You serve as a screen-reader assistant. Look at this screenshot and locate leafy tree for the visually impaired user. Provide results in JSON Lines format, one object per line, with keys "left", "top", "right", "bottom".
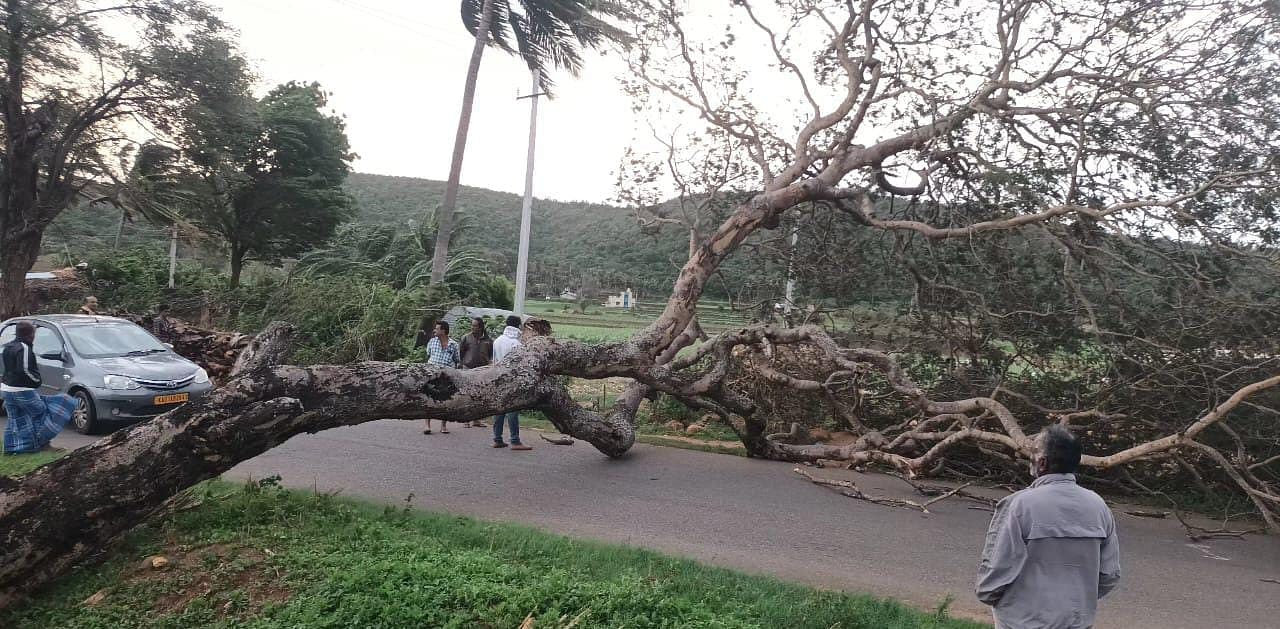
{"left": 296, "top": 208, "right": 514, "bottom": 308}
{"left": 429, "top": 0, "right": 633, "bottom": 285}
{"left": 0, "top": 0, "right": 236, "bottom": 317}
{"left": 178, "top": 81, "right": 355, "bottom": 287}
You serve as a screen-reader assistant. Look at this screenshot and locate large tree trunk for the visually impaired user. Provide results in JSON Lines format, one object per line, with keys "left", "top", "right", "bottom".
{"left": 430, "top": 0, "right": 495, "bottom": 285}
{"left": 1, "top": 0, "right": 40, "bottom": 320}
{"left": 0, "top": 324, "right": 636, "bottom": 607}
{"left": 0, "top": 233, "right": 39, "bottom": 318}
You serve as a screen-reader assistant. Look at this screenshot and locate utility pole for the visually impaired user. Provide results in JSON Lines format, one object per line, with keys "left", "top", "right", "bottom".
{"left": 167, "top": 225, "right": 178, "bottom": 289}
{"left": 783, "top": 223, "right": 798, "bottom": 314}
{"left": 513, "top": 68, "right": 543, "bottom": 316}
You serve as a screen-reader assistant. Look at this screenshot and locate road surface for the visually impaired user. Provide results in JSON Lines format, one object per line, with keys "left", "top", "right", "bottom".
{"left": 27, "top": 419, "right": 1280, "bottom": 627}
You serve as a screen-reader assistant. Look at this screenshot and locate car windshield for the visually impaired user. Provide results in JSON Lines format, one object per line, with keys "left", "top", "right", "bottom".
{"left": 63, "top": 323, "right": 168, "bottom": 359}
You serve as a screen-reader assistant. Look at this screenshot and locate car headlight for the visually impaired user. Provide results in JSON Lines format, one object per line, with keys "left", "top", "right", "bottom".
{"left": 193, "top": 368, "right": 210, "bottom": 384}
{"left": 103, "top": 374, "right": 141, "bottom": 390}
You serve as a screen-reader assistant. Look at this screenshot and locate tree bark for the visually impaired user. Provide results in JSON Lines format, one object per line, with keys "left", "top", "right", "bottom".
{"left": 228, "top": 247, "right": 244, "bottom": 289}
{"left": 0, "top": 324, "right": 635, "bottom": 607}
{"left": 430, "top": 0, "right": 495, "bottom": 285}
{"left": 0, "top": 233, "right": 39, "bottom": 318}
{"left": 1, "top": 0, "right": 40, "bottom": 320}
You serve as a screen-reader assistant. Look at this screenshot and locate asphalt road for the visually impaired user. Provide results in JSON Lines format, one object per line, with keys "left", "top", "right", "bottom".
{"left": 30, "top": 419, "right": 1280, "bottom": 628}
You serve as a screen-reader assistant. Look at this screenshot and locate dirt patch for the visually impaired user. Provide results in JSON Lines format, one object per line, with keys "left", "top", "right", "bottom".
{"left": 103, "top": 542, "right": 292, "bottom": 619}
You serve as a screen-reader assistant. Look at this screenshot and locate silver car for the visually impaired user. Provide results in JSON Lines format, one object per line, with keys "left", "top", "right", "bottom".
{"left": 0, "top": 315, "right": 213, "bottom": 434}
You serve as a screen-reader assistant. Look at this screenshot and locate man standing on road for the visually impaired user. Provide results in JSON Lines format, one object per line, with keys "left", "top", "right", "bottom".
{"left": 976, "top": 425, "right": 1121, "bottom": 628}
{"left": 458, "top": 317, "right": 493, "bottom": 428}
{"left": 459, "top": 317, "right": 493, "bottom": 369}
{"left": 491, "top": 315, "right": 531, "bottom": 451}
{"left": 423, "top": 320, "right": 460, "bottom": 436}
{"left": 3, "top": 322, "right": 75, "bottom": 454}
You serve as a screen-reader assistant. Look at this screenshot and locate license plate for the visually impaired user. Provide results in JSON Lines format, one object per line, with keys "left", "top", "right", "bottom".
{"left": 153, "top": 393, "right": 189, "bottom": 405}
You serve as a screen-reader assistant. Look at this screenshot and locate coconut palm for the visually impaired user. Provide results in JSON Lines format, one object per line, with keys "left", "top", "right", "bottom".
{"left": 428, "top": 0, "right": 633, "bottom": 286}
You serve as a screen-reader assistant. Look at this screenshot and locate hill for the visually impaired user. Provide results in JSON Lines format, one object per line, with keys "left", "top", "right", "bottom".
{"left": 40, "top": 173, "right": 771, "bottom": 298}
{"left": 344, "top": 173, "right": 694, "bottom": 296}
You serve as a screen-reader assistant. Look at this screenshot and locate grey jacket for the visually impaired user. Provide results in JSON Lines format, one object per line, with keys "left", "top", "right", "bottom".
{"left": 976, "top": 473, "right": 1121, "bottom": 629}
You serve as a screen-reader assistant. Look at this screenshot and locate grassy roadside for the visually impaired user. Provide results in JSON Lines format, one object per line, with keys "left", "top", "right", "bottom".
{"left": 0, "top": 450, "right": 65, "bottom": 478}
{"left": 1, "top": 479, "right": 986, "bottom": 629}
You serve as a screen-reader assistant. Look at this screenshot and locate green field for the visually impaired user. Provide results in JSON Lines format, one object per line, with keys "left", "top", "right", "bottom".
{"left": 0, "top": 479, "right": 984, "bottom": 629}
{"left": 526, "top": 298, "right": 751, "bottom": 343}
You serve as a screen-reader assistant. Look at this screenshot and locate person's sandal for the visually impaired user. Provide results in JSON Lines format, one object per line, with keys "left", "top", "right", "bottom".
{"left": 510, "top": 444, "right": 532, "bottom": 451}
{"left": 423, "top": 429, "right": 432, "bottom": 435}
{"left": 492, "top": 442, "right": 508, "bottom": 448}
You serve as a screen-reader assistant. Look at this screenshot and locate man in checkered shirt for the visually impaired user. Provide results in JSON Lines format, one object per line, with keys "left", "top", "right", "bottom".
{"left": 423, "top": 320, "right": 460, "bottom": 435}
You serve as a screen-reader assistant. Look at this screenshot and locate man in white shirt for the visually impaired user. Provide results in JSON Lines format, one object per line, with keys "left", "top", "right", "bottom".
{"left": 491, "top": 315, "right": 531, "bottom": 451}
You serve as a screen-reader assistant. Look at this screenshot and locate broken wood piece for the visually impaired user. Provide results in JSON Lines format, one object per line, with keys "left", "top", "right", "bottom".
{"left": 1124, "top": 510, "right": 1170, "bottom": 519}
{"left": 540, "top": 433, "right": 574, "bottom": 446}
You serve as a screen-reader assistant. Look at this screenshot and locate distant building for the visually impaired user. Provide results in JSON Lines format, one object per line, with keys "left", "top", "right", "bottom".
{"left": 605, "top": 288, "right": 635, "bottom": 309}
{"left": 559, "top": 288, "right": 578, "bottom": 301}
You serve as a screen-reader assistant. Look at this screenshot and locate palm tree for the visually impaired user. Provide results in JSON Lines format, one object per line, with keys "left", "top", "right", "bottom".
{"left": 429, "top": 0, "right": 632, "bottom": 285}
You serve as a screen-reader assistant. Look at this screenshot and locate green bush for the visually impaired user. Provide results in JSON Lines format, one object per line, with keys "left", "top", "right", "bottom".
{"left": 233, "top": 278, "right": 449, "bottom": 364}
{"left": 84, "top": 246, "right": 223, "bottom": 313}
{"left": 69, "top": 248, "right": 484, "bottom": 366}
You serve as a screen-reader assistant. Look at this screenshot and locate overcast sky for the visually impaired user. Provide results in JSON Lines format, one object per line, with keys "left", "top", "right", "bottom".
{"left": 208, "top": 0, "right": 637, "bottom": 204}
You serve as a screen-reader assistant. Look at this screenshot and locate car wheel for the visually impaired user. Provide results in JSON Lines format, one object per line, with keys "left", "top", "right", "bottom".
{"left": 71, "top": 389, "right": 98, "bottom": 435}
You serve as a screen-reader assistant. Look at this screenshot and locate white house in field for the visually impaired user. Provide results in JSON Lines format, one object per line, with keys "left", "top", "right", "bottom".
{"left": 605, "top": 288, "right": 635, "bottom": 309}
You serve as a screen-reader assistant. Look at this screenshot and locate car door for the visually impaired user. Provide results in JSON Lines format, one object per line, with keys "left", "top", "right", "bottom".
{"left": 32, "top": 324, "right": 72, "bottom": 395}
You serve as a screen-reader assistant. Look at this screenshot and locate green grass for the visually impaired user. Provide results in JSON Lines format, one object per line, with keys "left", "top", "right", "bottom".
{"left": 2, "top": 481, "right": 986, "bottom": 629}
{"left": 526, "top": 299, "right": 751, "bottom": 343}
{"left": 0, "top": 451, "right": 65, "bottom": 478}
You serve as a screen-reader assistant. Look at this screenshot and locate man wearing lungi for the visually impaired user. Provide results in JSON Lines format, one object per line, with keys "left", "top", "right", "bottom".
{"left": 3, "top": 321, "right": 75, "bottom": 454}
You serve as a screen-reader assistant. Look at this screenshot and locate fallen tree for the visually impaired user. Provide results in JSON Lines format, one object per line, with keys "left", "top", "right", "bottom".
{"left": 3, "top": 0, "right": 1280, "bottom": 608}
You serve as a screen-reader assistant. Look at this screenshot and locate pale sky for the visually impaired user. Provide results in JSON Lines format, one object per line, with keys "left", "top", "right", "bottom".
{"left": 209, "top": 0, "right": 637, "bottom": 204}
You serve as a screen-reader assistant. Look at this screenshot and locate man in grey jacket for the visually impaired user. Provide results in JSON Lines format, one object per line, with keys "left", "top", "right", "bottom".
{"left": 976, "top": 425, "right": 1121, "bottom": 628}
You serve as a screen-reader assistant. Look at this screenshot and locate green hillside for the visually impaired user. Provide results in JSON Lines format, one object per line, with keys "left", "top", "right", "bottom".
{"left": 344, "top": 173, "right": 694, "bottom": 295}
{"left": 41, "top": 173, "right": 775, "bottom": 298}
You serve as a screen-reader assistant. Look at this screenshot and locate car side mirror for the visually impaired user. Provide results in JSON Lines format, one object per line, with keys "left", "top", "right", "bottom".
{"left": 164, "top": 343, "right": 174, "bottom": 350}
{"left": 38, "top": 351, "right": 65, "bottom": 362}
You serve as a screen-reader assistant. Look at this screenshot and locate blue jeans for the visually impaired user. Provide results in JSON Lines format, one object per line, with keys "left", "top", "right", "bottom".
{"left": 493, "top": 411, "right": 521, "bottom": 445}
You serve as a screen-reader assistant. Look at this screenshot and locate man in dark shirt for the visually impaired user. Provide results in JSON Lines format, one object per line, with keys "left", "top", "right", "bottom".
{"left": 458, "top": 317, "right": 493, "bottom": 369}
{"left": 3, "top": 322, "right": 76, "bottom": 453}
{"left": 458, "top": 317, "right": 493, "bottom": 428}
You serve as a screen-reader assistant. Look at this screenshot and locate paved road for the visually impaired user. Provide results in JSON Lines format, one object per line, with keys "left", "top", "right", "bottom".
{"left": 32, "top": 419, "right": 1280, "bottom": 628}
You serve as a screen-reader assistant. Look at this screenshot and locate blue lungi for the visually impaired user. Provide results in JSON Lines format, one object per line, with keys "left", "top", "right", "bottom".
{"left": 3, "top": 389, "right": 76, "bottom": 454}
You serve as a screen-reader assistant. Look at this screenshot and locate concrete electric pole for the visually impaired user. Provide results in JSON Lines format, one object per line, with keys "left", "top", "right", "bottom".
{"left": 513, "top": 68, "right": 543, "bottom": 316}
{"left": 783, "top": 224, "right": 798, "bottom": 314}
